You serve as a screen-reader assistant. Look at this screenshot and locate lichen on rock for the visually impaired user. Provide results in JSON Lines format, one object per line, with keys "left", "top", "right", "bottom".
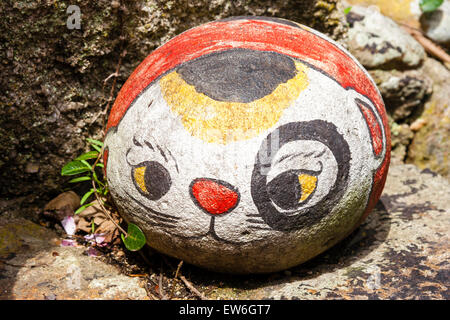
{"left": 406, "top": 58, "right": 450, "bottom": 178}
{"left": 345, "top": 5, "right": 425, "bottom": 69}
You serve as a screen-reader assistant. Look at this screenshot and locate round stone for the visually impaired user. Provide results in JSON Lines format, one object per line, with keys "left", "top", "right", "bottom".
{"left": 104, "top": 17, "right": 391, "bottom": 274}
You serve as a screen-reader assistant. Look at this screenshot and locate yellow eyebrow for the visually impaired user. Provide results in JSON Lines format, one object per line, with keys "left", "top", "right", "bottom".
{"left": 159, "top": 61, "right": 309, "bottom": 144}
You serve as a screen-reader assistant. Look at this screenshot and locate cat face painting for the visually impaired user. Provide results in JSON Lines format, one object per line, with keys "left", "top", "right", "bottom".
{"left": 104, "top": 17, "right": 391, "bottom": 273}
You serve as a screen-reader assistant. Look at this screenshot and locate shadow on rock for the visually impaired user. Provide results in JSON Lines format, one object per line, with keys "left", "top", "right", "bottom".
{"left": 173, "top": 200, "right": 391, "bottom": 295}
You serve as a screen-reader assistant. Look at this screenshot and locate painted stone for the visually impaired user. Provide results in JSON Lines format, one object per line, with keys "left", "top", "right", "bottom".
{"left": 104, "top": 17, "right": 391, "bottom": 274}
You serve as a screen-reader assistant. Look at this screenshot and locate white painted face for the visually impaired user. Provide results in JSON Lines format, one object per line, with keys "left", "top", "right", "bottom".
{"left": 104, "top": 55, "right": 387, "bottom": 247}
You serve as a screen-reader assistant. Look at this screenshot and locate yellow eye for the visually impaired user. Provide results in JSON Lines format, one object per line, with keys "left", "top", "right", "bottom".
{"left": 267, "top": 170, "right": 319, "bottom": 210}
{"left": 298, "top": 174, "right": 317, "bottom": 202}
{"left": 131, "top": 161, "right": 172, "bottom": 200}
{"left": 133, "top": 166, "right": 147, "bottom": 193}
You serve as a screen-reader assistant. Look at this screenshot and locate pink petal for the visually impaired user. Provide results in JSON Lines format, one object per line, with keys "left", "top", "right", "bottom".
{"left": 61, "top": 216, "right": 76, "bottom": 235}
{"left": 85, "top": 233, "right": 107, "bottom": 245}
{"left": 84, "top": 234, "right": 95, "bottom": 241}
{"left": 94, "top": 234, "right": 106, "bottom": 244}
{"left": 86, "top": 247, "right": 100, "bottom": 256}
{"left": 61, "top": 239, "right": 77, "bottom": 247}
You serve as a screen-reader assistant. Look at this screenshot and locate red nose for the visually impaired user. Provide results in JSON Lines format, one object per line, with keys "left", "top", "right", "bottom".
{"left": 190, "top": 178, "right": 240, "bottom": 215}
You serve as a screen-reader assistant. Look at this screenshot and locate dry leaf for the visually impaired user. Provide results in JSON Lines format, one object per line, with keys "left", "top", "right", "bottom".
{"left": 43, "top": 191, "right": 80, "bottom": 220}
{"left": 74, "top": 200, "right": 121, "bottom": 245}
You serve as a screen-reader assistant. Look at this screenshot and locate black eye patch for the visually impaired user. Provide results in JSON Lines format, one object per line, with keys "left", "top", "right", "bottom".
{"left": 176, "top": 48, "right": 297, "bottom": 103}
{"left": 131, "top": 161, "right": 171, "bottom": 201}
{"left": 251, "top": 120, "right": 351, "bottom": 231}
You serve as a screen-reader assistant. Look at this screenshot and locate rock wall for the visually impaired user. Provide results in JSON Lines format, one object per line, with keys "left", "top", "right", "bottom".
{"left": 0, "top": 0, "right": 346, "bottom": 213}
{"left": 343, "top": 3, "right": 449, "bottom": 177}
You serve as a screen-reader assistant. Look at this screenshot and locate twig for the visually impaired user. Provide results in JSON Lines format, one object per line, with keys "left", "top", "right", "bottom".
{"left": 91, "top": 179, "right": 127, "bottom": 236}
{"left": 169, "top": 260, "right": 184, "bottom": 298}
{"left": 175, "top": 260, "right": 183, "bottom": 279}
{"left": 101, "top": 49, "right": 127, "bottom": 135}
{"left": 169, "top": 260, "right": 206, "bottom": 300}
{"left": 144, "top": 277, "right": 160, "bottom": 300}
{"left": 103, "top": 72, "right": 119, "bottom": 84}
{"left": 0, "top": 259, "right": 47, "bottom": 268}
{"left": 127, "top": 273, "right": 147, "bottom": 277}
{"left": 400, "top": 23, "right": 450, "bottom": 64}
{"left": 158, "top": 262, "right": 168, "bottom": 300}
{"left": 179, "top": 275, "right": 207, "bottom": 300}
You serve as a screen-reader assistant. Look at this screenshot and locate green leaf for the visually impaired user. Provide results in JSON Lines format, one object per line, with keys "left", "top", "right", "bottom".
{"left": 344, "top": 6, "right": 352, "bottom": 14}
{"left": 121, "top": 223, "right": 146, "bottom": 251}
{"left": 92, "top": 171, "right": 103, "bottom": 187}
{"left": 61, "top": 160, "right": 92, "bottom": 176}
{"left": 420, "top": 0, "right": 443, "bottom": 12}
{"left": 69, "top": 176, "right": 91, "bottom": 183}
{"left": 75, "top": 151, "right": 99, "bottom": 161}
{"left": 96, "top": 163, "right": 104, "bottom": 168}
{"left": 75, "top": 202, "right": 95, "bottom": 214}
{"left": 86, "top": 138, "right": 104, "bottom": 147}
{"left": 80, "top": 159, "right": 93, "bottom": 170}
{"left": 91, "top": 144, "right": 102, "bottom": 153}
{"left": 80, "top": 189, "right": 95, "bottom": 205}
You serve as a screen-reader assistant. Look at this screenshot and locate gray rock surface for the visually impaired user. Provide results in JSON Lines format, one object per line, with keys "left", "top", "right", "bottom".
{"left": 388, "top": 120, "right": 415, "bottom": 164}
{"left": 406, "top": 57, "right": 450, "bottom": 179}
{"left": 0, "top": 217, "right": 147, "bottom": 299}
{"left": 369, "top": 68, "right": 432, "bottom": 121}
{"left": 1, "top": 164, "right": 448, "bottom": 299}
{"left": 343, "top": 4, "right": 449, "bottom": 178}
{"left": 367, "top": 66, "right": 432, "bottom": 164}
{"left": 420, "top": 0, "right": 450, "bottom": 47}
{"left": 346, "top": 5, "right": 425, "bottom": 69}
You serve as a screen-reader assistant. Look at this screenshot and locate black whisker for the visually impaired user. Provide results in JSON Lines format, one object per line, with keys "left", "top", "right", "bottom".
{"left": 149, "top": 215, "right": 180, "bottom": 224}
{"left": 313, "top": 148, "right": 326, "bottom": 158}
{"left": 156, "top": 144, "right": 168, "bottom": 163}
{"left": 133, "top": 136, "right": 142, "bottom": 147}
{"left": 123, "top": 190, "right": 180, "bottom": 220}
{"left": 274, "top": 148, "right": 326, "bottom": 166}
{"left": 123, "top": 204, "right": 179, "bottom": 224}
{"left": 151, "top": 223, "right": 177, "bottom": 229}
{"left": 276, "top": 153, "right": 295, "bottom": 164}
{"left": 165, "top": 147, "right": 179, "bottom": 173}
{"left": 246, "top": 219, "right": 266, "bottom": 224}
{"left": 247, "top": 226, "right": 272, "bottom": 231}
{"left": 144, "top": 139, "right": 155, "bottom": 151}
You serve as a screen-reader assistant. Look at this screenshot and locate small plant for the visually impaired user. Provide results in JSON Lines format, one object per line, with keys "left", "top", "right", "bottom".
{"left": 61, "top": 138, "right": 107, "bottom": 213}
{"left": 61, "top": 138, "right": 146, "bottom": 251}
{"left": 419, "top": 0, "right": 444, "bottom": 12}
{"left": 121, "top": 223, "right": 147, "bottom": 251}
